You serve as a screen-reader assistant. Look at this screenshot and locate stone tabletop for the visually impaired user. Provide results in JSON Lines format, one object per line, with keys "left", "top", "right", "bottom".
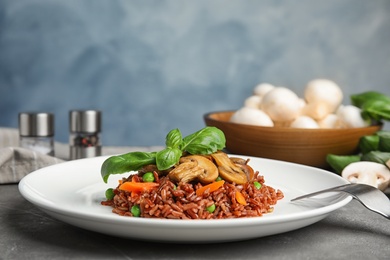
{"left": 1, "top": 183, "right": 389, "bottom": 260}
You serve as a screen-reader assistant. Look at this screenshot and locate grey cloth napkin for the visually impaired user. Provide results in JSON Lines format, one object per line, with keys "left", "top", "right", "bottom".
{"left": 0, "top": 147, "right": 64, "bottom": 184}
{"left": 0, "top": 127, "right": 164, "bottom": 184}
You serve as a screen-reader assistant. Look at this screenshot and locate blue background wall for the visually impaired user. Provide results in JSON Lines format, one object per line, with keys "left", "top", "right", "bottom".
{"left": 1, "top": 0, "right": 390, "bottom": 146}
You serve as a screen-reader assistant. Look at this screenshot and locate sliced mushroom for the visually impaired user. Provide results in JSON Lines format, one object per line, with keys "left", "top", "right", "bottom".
{"left": 167, "top": 155, "right": 218, "bottom": 184}
{"left": 211, "top": 152, "right": 254, "bottom": 184}
{"left": 230, "top": 157, "right": 255, "bottom": 181}
{"left": 341, "top": 161, "right": 390, "bottom": 191}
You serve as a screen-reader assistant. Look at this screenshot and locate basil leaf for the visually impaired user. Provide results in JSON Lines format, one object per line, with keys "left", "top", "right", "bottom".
{"left": 351, "top": 91, "right": 390, "bottom": 122}
{"left": 359, "top": 135, "right": 379, "bottom": 154}
{"left": 100, "top": 126, "right": 226, "bottom": 182}
{"left": 351, "top": 91, "right": 390, "bottom": 108}
{"left": 326, "top": 154, "right": 361, "bottom": 175}
{"left": 361, "top": 151, "right": 390, "bottom": 164}
{"left": 377, "top": 131, "right": 390, "bottom": 152}
{"left": 361, "top": 99, "right": 390, "bottom": 121}
{"left": 101, "top": 152, "right": 156, "bottom": 183}
{"left": 156, "top": 147, "right": 182, "bottom": 170}
{"left": 165, "top": 128, "right": 182, "bottom": 148}
{"left": 180, "top": 126, "right": 226, "bottom": 155}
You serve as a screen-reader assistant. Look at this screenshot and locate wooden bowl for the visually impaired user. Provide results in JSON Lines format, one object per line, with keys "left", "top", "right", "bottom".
{"left": 204, "top": 111, "right": 382, "bottom": 169}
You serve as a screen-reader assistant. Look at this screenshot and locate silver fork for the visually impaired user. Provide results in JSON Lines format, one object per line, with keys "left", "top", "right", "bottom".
{"left": 291, "top": 183, "right": 390, "bottom": 220}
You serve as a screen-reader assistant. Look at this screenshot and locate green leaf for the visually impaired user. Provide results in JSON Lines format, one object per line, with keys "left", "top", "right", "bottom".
{"left": 361, "top": 151, "right": 390, "bottom": 164}
{"left": 359, "top": 135, "right": 379, "bottom": 154}
{"left": 180, "top": 126, "right": 226, "bottom": 154}
{"left": 351, "top": 91, "right": 390, "bottom": 108}
{"left": 101, "top": 152, "right": 156, "bottom": 183}
{"left": 361, "top": 99, "right": 390, "bottom": 121}
{"left": 156, "top": 147, "right": 183, "bottom": 170}
{"left": 165, "top": 128, "right": 182, "bottom": 148}
{"left": 351, "top": 91, "right": 390, "bottom": 122}
{"left": 326, "top": 154, "right": 361, "bottom": 174}
{"left": 100, "top": 126, "right": 227, "bottom": 182}
{"left": 377, "top": 131, "right": 390, "bottom": 152}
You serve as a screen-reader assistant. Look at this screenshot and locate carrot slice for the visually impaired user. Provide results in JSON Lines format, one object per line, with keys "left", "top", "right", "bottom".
{"left": 235, "top": 190, "right": 247, "bottom": 206}
{"left": 119, "top": 181, "right": 159, "bottom": 193}
{"left": 196, "top": 180, "right": 225, "bottom": 196}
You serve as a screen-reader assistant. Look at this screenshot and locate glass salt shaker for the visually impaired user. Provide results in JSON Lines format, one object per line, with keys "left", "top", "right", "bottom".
{"left": 18, "top": 112, "right": 55, "bottom": 156}
{"left": 69, "top": 110, "right": 102, "bottom": 160}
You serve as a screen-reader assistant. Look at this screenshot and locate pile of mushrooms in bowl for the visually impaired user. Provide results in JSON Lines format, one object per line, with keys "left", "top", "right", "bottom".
{"left": 231, "top": 79, "right": 369, "bottom": 129}
{"left": 204, "top": 79, "right": 390, "bottom": 190}
{"left": 204, "top": 79, "right": 389, "bottom": 190}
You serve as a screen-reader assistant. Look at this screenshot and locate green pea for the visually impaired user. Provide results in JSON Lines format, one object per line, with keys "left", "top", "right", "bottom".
{"left": 131, "top": 205, "right": 141, "bottom": 217}
{"left": 105, "top": 188, "right": 115, "bottom": 200}
{"left": 254, "top": 181, "right": 262, "bottom": 190}
{"left": 142, "top": 172, "right": 155, "bottom": 182}
{"left": 206, "top": 204, "right": 216, "bottom": 213}
{"left": 215, "top": 176, "right": 223, "bottom": 181}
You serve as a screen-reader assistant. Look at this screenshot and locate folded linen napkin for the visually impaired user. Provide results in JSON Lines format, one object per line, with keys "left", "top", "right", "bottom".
{"left": 0, "top": 147, "right": 64, "bottom": 184}
{"left": 0, "top": 127, "right": 164, "bottom": 184}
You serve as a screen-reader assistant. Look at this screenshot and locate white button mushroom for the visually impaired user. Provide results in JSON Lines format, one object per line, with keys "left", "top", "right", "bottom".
{"left": 290, "top": 116, "right": 320, "bottom": 129}
{"left": 304, "top": 79, "right": 343, "bottom": 117}
{"left": 253, "top": 83, "right": 275, "bottom": 97}
{"left": 336, "top": 105, "right": 370, "bottom": 128}
{"left": 341, "top": 161, "right": 390, "bottom": 191}
{"left": 298, "top": 98, "right": 306, "bottom": 111}
{"left": 230, "top": 107, "right": 274, "bottom": 127}
{"left": 317, "top": 114, "right": 342, "bottom": 129}
{"left": 244, "top": 95, "right": 262, "bottom": 109}
{"left": 302, "top": 101, "right": 333, "bottom": 121}
{"left": 260, "top": 87, "right": 302, "bottom": 124}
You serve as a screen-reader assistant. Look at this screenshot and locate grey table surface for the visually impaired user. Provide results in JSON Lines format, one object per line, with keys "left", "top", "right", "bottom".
{"left": 1, "top": 183, "right": 390, "bottom": 260}
{"left": 0, "top": 132, "right": 389, "bottom": 259}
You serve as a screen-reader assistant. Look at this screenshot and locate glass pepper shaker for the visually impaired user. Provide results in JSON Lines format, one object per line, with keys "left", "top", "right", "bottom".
{"left": 69, "top": 110, "right": 102, "bottom": 160}
{"left": 18, "top": 112, "right": 55, "bottom": 156}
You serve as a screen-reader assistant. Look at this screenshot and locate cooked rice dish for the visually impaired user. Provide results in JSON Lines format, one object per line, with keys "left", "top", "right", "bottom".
{"left": 101, "top": 151, "right": 284, "bottom": 219}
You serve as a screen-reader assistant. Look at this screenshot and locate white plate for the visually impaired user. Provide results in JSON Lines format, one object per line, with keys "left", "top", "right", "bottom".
{"left": 18, "top": 155, "right": 351, "bottom": 243}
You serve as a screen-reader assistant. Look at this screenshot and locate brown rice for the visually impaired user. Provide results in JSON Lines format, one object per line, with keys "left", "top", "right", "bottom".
{"left": 101, "top": 171, "right": 284, "bottom": 219}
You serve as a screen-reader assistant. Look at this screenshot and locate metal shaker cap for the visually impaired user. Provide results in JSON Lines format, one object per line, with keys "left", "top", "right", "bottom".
{"left": 69, "top": 110, "right": 101, "bottom": 133}
{"left": 19, "top": 112, "right": 55, "bottom": 137}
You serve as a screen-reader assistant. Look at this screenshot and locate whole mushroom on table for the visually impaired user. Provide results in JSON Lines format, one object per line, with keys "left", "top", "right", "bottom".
{"left": 341, "top": 161, "right": 390, "bottom": 191}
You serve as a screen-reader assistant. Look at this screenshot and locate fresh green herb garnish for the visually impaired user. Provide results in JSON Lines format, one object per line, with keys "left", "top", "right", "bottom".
{"left": 326, "top": 91, "right": 390, "bottom": 173}
{"left": 351, "top": 91, "right": 390, "bottom": 122}
{"left": 101, "top": 127, "right": 226, "bottom": 183}
{"left": 327, "top": 130, "right": 390, "bottom": 173}
{"left": 326, "top": 154, "right": 361, "bottom": 174}
{"left": 101, "top": 151, "right": 157, "bottom": 183}
{"left": 361, "top": 151, "right": 390, "bottom": 165}
{"left": 377, "top": 131, "right": 390, "bottom": 152}
{"left": 359, "top": 135, "right": 379, "bottom": 154}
